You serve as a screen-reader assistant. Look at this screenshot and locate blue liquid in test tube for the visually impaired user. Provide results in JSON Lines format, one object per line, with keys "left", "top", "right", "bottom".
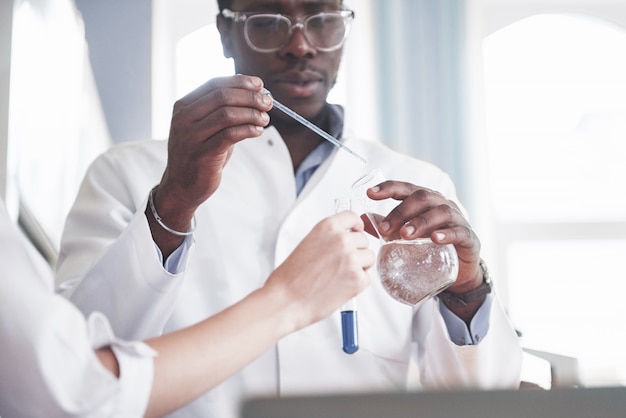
{"left": 341, "top": 308, "right": 359, "bottom": 354}
{"left": 340, "top": 295, "right": 359, "bottom": 354}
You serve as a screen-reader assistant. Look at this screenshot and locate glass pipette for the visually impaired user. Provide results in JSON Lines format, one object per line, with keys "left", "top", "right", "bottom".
{"left": 261, "top": 88, "right": 367, "bottom": 164}
{"left": 335, "top": 197, "right": 360, "bottom": 355}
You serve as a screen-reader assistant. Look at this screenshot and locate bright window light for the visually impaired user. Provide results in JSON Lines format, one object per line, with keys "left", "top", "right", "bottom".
{"left": 484, "top": 14, "right": 626, "bottom": 224}
{"left": 175, "top": 25, "right": 233, "bottom": 99}
{"left": 483, "top": 14, "right": 626, "bottom": 387}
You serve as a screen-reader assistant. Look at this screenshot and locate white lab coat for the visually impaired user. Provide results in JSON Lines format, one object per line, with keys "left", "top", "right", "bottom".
{"left": 57, "top": 127, "right": 522, "bottom": 418}
{"left": 0, "top": 200, "right": 155, "bottom": 418}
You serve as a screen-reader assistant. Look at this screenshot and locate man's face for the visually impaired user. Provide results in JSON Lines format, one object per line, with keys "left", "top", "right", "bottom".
{"left": 218, "top": 0, "right": 345, "bottom": 119}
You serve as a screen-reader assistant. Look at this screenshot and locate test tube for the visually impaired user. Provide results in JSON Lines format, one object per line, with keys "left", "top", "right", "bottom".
{"left": 335, "top": 197, "right": 359, "bottom": 355}
{"left": 340, "top": 298, "right": 359, "bottom": 354}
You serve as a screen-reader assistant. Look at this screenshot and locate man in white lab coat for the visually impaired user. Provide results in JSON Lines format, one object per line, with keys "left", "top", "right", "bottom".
{"left": 56, "top": 0, "right": 523, "bottom": 417}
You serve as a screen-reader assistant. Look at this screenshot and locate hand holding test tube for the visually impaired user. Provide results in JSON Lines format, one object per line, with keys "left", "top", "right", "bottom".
{"left": 335, "top": 197, "right": 359, "bottom": 355}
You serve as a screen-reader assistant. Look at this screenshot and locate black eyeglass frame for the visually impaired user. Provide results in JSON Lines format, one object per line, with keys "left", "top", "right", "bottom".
{"left": 221, "top": 8, "right": 355, "bottom": 53}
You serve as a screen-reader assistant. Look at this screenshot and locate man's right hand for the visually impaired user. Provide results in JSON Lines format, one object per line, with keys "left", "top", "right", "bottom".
{"left": 147, "top": 75, "right": 272, "bottom": 255}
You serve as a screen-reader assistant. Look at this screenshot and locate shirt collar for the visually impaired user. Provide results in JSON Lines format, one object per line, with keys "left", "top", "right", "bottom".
{"left": 291, "top": 103, "right": 345, "bottom": 195}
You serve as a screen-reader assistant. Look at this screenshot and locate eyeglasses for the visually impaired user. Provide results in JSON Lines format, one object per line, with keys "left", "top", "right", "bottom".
{"left": 221, "top": 8, "right": 355, "bottom": 53}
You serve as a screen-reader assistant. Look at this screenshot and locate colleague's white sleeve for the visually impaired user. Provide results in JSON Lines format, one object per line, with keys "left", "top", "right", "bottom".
{"left": 0, "top": 201, "right": 156, "bottom": 418}
{"left": 89, "top": 312, "right": 157, "bottom": 417}
{"left": 0, "top": 295, "right": 156, "bottom": 418}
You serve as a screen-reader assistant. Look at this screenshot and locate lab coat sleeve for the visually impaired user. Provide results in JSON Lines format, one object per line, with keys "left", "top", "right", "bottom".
{"left": 56, "top": 148, "right": 191, "bottom": 340}
{"left": 413, "top": 295, "right": 523, "bottom": 389}
{"left": 0, "top": 201, "right": 155, "bottom": 418}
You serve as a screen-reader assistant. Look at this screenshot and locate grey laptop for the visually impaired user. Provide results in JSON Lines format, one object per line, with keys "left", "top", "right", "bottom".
{"left": 240, "top": 386, "right": 626, "bottom": 418}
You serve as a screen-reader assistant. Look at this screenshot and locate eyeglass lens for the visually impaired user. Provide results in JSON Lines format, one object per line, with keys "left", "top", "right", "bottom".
{"left": 245, "top": 13, "right": 349, "bottom": 51}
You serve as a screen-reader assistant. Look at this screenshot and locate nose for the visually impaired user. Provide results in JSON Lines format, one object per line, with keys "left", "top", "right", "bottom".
{"left": 278, "top": 23, "right": 317, "bottom": 58}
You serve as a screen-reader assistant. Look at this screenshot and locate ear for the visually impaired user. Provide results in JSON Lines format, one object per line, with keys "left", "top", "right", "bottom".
{"left": 216, "top": 14, "right": 234, "bottom": 59}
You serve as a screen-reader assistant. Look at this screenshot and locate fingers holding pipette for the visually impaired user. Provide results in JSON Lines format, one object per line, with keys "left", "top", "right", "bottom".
{"left": 148, "top": 75, "right": 272, "bottom": 256}
{"left": 163, "top": 75, "right": 272, "bottom": 203}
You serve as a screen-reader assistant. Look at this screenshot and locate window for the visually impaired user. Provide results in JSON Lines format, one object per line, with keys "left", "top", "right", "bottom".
{"left": 7, "top": 0, "right": 110, "bottom": 255}
{"left": 175, "top": 25, "right": 233, "bottom": 99}
{"left": 483, "top": 13, "right": 626, "bottom": 386}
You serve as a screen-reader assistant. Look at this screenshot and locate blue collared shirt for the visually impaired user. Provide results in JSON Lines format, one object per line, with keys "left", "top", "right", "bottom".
{"left": 294, "top": 104, "right": 342, "bottom": 194}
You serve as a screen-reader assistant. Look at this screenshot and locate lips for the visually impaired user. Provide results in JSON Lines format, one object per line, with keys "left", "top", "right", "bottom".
{"left": 272, "top": 71, "right": 324, "bottom": 98}
{"left": 276, "top": 70, "right": 323, "bottom": 84}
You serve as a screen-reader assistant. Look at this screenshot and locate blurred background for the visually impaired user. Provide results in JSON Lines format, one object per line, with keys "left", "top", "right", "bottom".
{"left": 2, "top": 0, "right": 625, "bottom": 389}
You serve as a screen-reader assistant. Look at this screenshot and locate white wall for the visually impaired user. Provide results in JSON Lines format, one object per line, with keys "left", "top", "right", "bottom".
{"left": 0, "top": 0, "right": 13, "bottom": 210}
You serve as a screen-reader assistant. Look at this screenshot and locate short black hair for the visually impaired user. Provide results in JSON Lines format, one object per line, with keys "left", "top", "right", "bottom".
{"left": 217, "top": 0, "right": 344, "bottom": 12}
{"left": 217, "top": 0, "right": 231, "bottom": 12}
